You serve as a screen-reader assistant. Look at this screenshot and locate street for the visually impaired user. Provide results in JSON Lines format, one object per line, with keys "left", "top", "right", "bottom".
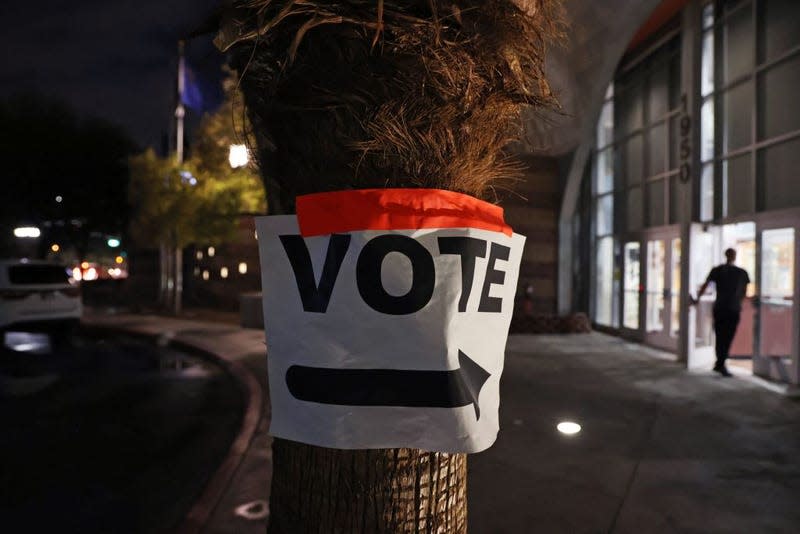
{"left": 0, "top": 331, "right": 243, "bottom": 533}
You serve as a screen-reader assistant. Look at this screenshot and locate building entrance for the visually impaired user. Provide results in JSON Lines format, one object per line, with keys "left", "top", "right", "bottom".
{"left": 689, "top": 216, "right": 799, "bottom": 386}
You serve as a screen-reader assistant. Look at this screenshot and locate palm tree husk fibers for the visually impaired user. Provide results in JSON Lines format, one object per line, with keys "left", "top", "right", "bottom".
{"left": 217, "top": 0, "right": 564, "bottom": 213}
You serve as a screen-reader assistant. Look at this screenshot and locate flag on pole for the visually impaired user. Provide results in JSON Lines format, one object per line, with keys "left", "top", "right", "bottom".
{"left": 181, "top": 63, "right": 206, "bottom": 111}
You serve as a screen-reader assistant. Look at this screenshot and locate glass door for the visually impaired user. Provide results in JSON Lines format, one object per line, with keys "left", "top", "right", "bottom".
{"left": 644, "top": 228, "right": 681, "bottom": 351}
{"left": 646, "top": 239, "right": 666, "bottom": 335}
{"left": 754, "top": 226, "right": 797, "bottom": 384}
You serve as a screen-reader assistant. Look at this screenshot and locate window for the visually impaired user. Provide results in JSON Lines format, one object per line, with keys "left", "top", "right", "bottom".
{"left": 593, "top": 84, "right": 617, "bottom": 326}
{"left": 8, "top": 265, "right": 69, "bottom": 285}
{"left": 722, "top": 7, "right": 753, "bottom": 83}
{"left": 758, "top": 55, "right": 800, "bottom": 140}
{"left": 723, "top": 154, "right": 755, "bottom": 216}
{"left": 596, "top": 149, "right": 614, "bottom": 194}
{"left": 647, "top": 180, "right": 666, "bottom": 227}
{"left": 649, "top": 123, "right": 668, "bottom": 175}
{"left": 627, "top": 187, "right": 643, "bottom": 232}
{"left": 700, "top": 99, "right": 715, "bottom": 162}
{"left": 701, "top": 31, "right": 715, "bottom": 97}
{"left": 703, "top": 0, "right": 800, "bottom": 218}
{"left": 596, "top": 194, "right": 614, "bottom": 236}
{"left": 721, "top": 81, "right": 753, "bottom": 152}
{"left": 761, "top": 137, "right": 800, "bottom": 210}
{"left": 623, "top": 242, "right": 641, "bottom": 329}
{"left": 759, "top": 0, "right": 800, "bottom": 63}
{"left": 597, "top": 101, "right": 614, "bottom": 149}
{"left": 700, "top": 163, "right": 715, "bottom": 221}
{"left": 617, "top": 80, "right": 644, "bottom": 135}
{"left": 648, "top": 65, "right": 670, "bottom": 120}
{"left": 595, "top": 237, "right": 616, "bottom": 326}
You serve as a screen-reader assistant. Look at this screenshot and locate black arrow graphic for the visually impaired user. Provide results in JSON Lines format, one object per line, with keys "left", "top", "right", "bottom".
{"left": 285, "top": 350, "right": 491, "bottom": 419}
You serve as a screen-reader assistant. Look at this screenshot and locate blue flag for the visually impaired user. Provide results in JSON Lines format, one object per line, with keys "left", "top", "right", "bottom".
{"left": 181, "top": 63, "right": 206, "bottom": 111}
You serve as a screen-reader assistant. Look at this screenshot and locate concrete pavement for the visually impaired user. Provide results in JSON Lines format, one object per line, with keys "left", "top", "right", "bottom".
{"left": 470, "top": 333, "right": 800, "bottom": 533}
{"left": 86, "top": 315, "right": 800, "bottom": 533}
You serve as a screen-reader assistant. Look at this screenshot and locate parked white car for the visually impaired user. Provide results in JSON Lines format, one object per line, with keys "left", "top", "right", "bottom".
{"left": 0, "top": 260, "right": 82, "bottom": 343}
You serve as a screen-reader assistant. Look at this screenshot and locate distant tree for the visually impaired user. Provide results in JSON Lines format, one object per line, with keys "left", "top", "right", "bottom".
{"left": 128, "top": 148, "right": 264, "bottom": 249}
{"left": 128, "top": 77, "right": 265, "bottom": 312}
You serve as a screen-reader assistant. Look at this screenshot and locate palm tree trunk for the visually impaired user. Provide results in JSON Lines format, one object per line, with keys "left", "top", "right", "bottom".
{"left": 218, "top": 2, "right": 561, "bottom": 531}
{"left": 268, "top": 441, "right": 466, "bottom": 534}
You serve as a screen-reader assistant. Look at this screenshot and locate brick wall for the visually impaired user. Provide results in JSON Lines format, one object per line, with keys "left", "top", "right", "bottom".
{"left": 500, "top": 156, "right": 561, "bottom": 314}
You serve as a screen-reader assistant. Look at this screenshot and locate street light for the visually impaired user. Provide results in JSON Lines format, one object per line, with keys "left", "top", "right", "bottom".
{"left": 107, "top": 237, "right": 121, "bottom": 248}
{"left": 229, "top": 144, "right": 249, "bottom": 168}
{"left": 14, "top": 227, "right": 41, "bottom": 238}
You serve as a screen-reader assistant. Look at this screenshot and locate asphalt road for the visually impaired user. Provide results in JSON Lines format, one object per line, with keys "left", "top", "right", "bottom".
{"left": 0, "top": 330, "right": 243, "bottom": 533}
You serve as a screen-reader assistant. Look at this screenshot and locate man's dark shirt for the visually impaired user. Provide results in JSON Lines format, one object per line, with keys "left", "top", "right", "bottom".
{"left": 707, "top": 264, "right": 750, "bottom": 312}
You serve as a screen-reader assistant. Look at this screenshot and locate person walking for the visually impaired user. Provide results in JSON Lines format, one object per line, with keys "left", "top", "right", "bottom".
{"left": 690, "top": 248, "right": 751, "bottom": 377}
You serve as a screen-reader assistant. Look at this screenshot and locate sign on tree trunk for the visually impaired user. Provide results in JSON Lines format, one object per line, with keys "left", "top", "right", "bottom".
{"left": 257, "top": 189, "right": 524, "bottom": 453}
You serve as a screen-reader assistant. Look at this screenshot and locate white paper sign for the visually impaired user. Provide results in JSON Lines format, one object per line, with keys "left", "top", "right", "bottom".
{"left": 256, "top": 216, "right": 525, "bottom": 453}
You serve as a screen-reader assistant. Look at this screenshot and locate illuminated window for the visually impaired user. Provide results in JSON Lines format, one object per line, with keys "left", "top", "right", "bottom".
{"left": 196, "top": 250, "right": 203, "bottom": 260}
{"left": 202, "top": 270, "right": 210, "bottom": 281}
{"left": 208, "top": 246, "right": 216, "bottom": 257}
{"left": 595, "top": 237, "right": 614, "bottom": 326}
{"left": 238, "top": 262, "right": 248, "bottom": 275}
{"left": 220, "top": 267, "right": 229, "bottom": 279}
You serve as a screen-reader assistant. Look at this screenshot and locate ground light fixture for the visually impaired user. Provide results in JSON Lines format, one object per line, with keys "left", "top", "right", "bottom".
{"left": 557, "top": 421, "right": 582, "bottom": 435}
{"left": 14, "top": 227, "right": 41, "bottom": 238}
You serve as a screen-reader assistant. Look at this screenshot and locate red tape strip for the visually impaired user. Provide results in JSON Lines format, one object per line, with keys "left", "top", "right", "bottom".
{"left": 296, "top": 189, "right": 512, "bottom": 237}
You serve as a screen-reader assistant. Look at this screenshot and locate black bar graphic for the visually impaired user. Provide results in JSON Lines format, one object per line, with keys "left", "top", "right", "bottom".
{"left": 286, "top": 350, "right": 491, "bottom": 419}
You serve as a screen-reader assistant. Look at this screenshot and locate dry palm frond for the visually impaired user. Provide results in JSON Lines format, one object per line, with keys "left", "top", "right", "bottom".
{"left": 217, "top": 0, "right": 565, "bottom": 212}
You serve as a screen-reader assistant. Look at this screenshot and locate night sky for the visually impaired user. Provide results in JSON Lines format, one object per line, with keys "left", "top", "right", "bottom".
{"left": 0, "top": 0, "right": 224, "bottom": 151}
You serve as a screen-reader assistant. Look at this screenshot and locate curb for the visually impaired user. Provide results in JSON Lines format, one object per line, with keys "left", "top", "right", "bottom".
{"left": 81, "top": 322, "right": 264, "bottom": 534}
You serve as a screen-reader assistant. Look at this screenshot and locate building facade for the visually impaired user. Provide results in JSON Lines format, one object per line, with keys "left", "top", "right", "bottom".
{"left": 565, "top": 0, "right": 800, "bottom": 386}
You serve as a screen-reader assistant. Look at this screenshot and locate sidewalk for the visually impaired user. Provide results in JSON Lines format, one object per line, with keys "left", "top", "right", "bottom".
{"left": 85, "top": 314, "right": 800, "bottom": 533}
{"left": 470, "top": 333, "right": 800, "bottom": 533}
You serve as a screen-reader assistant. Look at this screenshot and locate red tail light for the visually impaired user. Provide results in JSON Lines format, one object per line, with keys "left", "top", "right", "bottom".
{"left": 0, "top": 290, "right": 33, "bottom": 300}
{"left": 59, "top": 287, "right": 82, "bottom": 298}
